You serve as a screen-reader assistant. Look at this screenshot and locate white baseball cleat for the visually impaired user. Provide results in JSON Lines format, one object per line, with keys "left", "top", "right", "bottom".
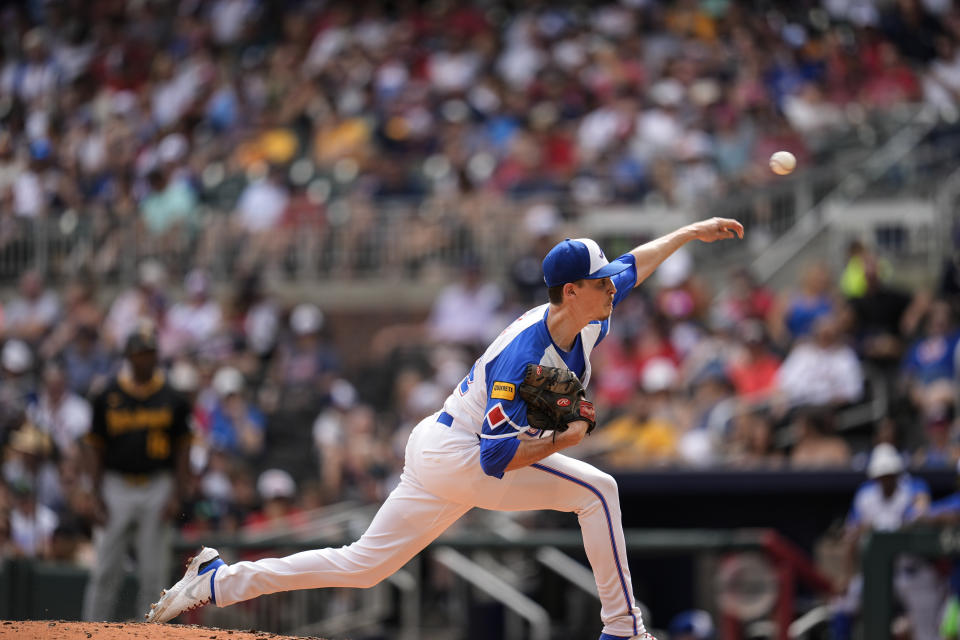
{"left": 145, "top": 546, "right": 225, "bottom": 623}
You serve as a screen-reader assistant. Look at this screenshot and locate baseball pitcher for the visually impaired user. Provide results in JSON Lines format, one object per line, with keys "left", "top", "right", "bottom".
{"left": 147, "top": 218, "right": 743, "bottom": 640}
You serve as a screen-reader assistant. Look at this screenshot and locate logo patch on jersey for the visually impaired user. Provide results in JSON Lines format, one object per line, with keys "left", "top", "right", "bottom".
{"left": 486, "top": 404, "right": 508, "bottom": 428}
{"left": 491, "top": 381, "right": 516, "bottom": 401}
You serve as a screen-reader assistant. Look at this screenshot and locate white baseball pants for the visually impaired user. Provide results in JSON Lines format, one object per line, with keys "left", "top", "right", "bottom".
{"left": 214, "top": 414, "right": 645, "bottom": 638}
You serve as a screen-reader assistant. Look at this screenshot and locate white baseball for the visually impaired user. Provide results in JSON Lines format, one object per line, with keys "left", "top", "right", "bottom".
{"left": 769, "top": 150, "right": 796, "bottom": 176}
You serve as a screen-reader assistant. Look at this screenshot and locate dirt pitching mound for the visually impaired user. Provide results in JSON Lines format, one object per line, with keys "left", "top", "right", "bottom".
{"left": 0, "top": 621, "right": 329, "bottom": 640}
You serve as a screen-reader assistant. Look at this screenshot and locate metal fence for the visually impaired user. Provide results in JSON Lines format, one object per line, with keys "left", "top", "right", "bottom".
{"left": 0, "top": 173, "right": 843, "bottom": 295}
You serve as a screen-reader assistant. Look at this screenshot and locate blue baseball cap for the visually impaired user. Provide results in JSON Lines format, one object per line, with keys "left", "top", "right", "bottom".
{"left": 542, "top": 238, "right": 629, "bottom": 287}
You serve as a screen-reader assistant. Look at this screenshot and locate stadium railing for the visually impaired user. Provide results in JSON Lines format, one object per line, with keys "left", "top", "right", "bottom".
{"left": 0, "top": 527, "right": 834, "bottom": 640}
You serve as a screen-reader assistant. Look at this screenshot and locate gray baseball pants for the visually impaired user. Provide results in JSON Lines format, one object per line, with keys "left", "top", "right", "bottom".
{"left": 82, "top": 471, "right": 173, "bottom": 621}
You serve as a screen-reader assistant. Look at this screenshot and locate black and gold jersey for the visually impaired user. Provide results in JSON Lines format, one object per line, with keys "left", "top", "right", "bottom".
{"left": 88, "top": 370, "right": 191, "bottom": 474}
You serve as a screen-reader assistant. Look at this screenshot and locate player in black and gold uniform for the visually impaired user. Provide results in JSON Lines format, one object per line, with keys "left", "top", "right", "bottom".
{"left": 82, "top": 322, "right": 192, "bottom": 621}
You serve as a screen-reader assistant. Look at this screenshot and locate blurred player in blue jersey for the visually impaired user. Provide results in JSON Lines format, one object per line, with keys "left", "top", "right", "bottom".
{"left": 147, "top": 217, "right": 744, "bottom": 640}
{"left": 831, "top": 443, "right": 943, "bottom": 640}
{"left": 910, "top": 459, "right": 960, "bottom": 639}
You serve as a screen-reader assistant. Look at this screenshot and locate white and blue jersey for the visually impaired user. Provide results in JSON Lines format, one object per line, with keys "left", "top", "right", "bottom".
{"left": 847, "top": 474, "right": 931, "bottom": 531}
{"left": 437, "top": 253, "right": 638, "bottom": 478}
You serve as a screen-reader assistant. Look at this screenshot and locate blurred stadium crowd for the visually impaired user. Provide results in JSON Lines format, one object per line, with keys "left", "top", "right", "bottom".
{"left": 1, "top": 0, "right": 958, "bottom": 281}
{"left": 0, "top": 0, "right": 960, "bottom": 578}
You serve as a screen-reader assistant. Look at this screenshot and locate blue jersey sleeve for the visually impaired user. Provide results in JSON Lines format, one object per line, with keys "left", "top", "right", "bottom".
{"left": 478, "top": 338, "right": 542, "bottom": 479}
{"left": 596, "top": 254, "right": 638, "bottom": 345}
{"left": 905, "top": 476, "right": 932, "bottom": 520}
{"left": 610, "top": 254, "right": 638, "bottom": 308}
{"left": 929, "top": 494, "right": 960, "bottom": 518}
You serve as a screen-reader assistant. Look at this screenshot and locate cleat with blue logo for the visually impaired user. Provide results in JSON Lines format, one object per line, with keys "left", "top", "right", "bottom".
{"left": 145, "top": 547, "right": 225, "bottom": 623}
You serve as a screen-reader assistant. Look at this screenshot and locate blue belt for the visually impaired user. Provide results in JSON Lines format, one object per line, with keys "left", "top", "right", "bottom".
{"left": 437, "top": 411, "right": 454, "bottom": 427}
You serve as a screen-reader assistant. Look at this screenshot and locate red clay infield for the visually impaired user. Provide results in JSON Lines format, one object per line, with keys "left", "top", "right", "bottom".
{"left": 0, "top": 621, "right": 329, "bottom": 639}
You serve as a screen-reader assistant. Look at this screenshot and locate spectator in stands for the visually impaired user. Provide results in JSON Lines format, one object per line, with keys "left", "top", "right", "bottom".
{"left": 9, "top": 479, "right": 57, "bottom": 559}
{"left": 726, "top": 319, "right": 782, "bottom": 404}
{"left": 860, "top": 40, "right": 923, "bottom": 109}
{"left": 39, "top": 275, "right": 103, "bottom": 361}
{"left": 208, "top": 366, "right": 265, "bottom": 462}
{"left": 581, "top": 360, "right": 684, "bottom": 469}
{"left": 789, "top": 408, "right": 852, "bottom": 469}
{"left": 709, "top": 267, "right": 775, "bottom": 329}
{"left": 682, "top": 319, "right": 740, "bottom": 394}
{"left": 0, "top": 339, "right": 35, "bottom": 437}
{"left": 770, "top": 261, "right": 836, "bottom": 346}
{"left": 3, "top": 422, "right": 60, "bottom": 514}
{"left": 681, "top": 365, "right": 736, "bottom": 466}
{"left": 184, "top": 449, "right": 234, "bottom": 542}
{"left": 783, "top": 81, "right": 847, "bottom": 145}
{"left": 103, "top": 259, "right": 168, "bottom": 353}
{"left": 225, "top": 273, "right": 281, "bottom": 370}
{"left": 244, "top": 469, "right": 306, "bottom": 535}
{"left": 776, "top": 313, "right": 864, "bottom": 410}
{"left": 843, "top": 251, "right": 914, "bottom": 372}
{"left": 12, "top": 139, "right": 65, "bottom": 220}
{"left": 162, "top": 269, "right": 223, "bottom": 359}
{"left": 900, "top": 299, "right": 960, "bottom": 418}
{"left": 61, "top": 324, "right": 113, "bottom": 398}
{"left": 233, "top": 165, "right": 291, "bottom": 272}
{"left": 881, "top": 0, "right": 943, "bottom": 64}
{"left": 509, "top": 206, "right": 561, "bottom": 306}
{"left": 139, "top": 164, "right": 199, "bottom": 240}
{"left": 912, "top": 403, "right": 960, "bottom": 469}
{"left": 1, "top": 27, "right": 60, "bottom": 104}
{"left": 426, "top": 256, "right": 504, "bottom": 350}
{"left": 839, "top": 240, "right": 871, "bottom": 299}
{"left": 725, "top": 408, "right": 784, "bottom": 469}
{"left": 268, "top": 303, "right": 340, "bottom": 414}
{"left": 4, "top": 270, "right": 60, "bottom": 347}
{"left": 26, "top": 362, "right": 91, "bottom": 462}
{"left": 49, "top": 521, "right": 88, "bottom": 565}
{"left": 323, "top": 404, "right": 394, "bottom": 504}
{"left": 653, "top": 248, "right": 710, "bottom": 331}
{"left": 313, "top": 379, "right": 359, "bottom": 504}
{"left": 923, "top": 35, "right": 960, "bottom": 118}
{"left": 938, "top": 232, "right": 960, "bottom": 305}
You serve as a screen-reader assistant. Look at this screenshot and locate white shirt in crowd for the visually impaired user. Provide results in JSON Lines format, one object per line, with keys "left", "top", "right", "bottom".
{"left": 235, "top": 177, "right": 289, "bottom": 232}
{"left": 427, "top": 281, "right": 503, "bottom": 346}
{"left": 777, "top": 341, "right": 864, "bottom": 407}
{"left": 164, "top": 300, "right": 223, "bottom": 356}
{"left": 11, "top": 503, "right": 58, "bottom": 557}
{"left": 5, "top": 290, "right": 60, "bottom": 335}
{"left": 28, "top": 392, "right": 92, "bottom": 455}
